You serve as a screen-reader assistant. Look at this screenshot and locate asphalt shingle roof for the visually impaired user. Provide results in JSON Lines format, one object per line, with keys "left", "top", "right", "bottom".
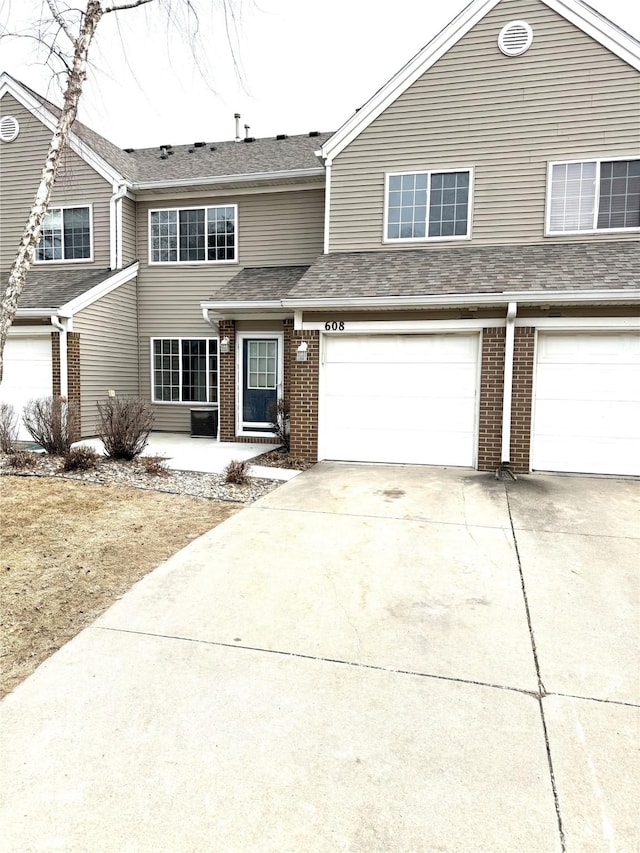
{"left": 11, "top": 264, "right": 135, "bottom": 311}
{"left": 213, "top": 266, "right": 310, "bottom": 301}
{"left": 288, "top": 242, "right": 640, "bottom": 301}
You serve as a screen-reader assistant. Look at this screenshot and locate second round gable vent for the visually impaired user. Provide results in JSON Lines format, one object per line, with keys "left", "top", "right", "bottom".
{"left": 0, "top": 115, "right": 20, "bottom": 142}
{"left": 498, "top": 21, "right": 533, "bottom": 56}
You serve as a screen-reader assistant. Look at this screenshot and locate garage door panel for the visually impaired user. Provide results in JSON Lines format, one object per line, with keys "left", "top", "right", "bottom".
{"left": 0, "top": 336, "right": 53, "bottom": 441}
{"left": 532, "top": 333, "right": 640, "bottom": 476}
{"left": 321, "top": 334, "right": 479, "bottom": 466}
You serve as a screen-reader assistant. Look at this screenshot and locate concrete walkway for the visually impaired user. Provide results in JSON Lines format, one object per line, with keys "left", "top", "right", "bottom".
{"left": 1, "top": 464, "right": 638, "bottom": 851}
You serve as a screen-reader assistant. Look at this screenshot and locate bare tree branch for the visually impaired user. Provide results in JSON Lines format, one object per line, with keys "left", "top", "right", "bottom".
{"left": 103, "top": 0, "right": 156, "bottom": 12}
{"left": 46, "top": 0, "right": 76, "bottom": 45}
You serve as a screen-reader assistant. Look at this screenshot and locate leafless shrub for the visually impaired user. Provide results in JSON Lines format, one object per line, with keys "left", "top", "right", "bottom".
{"left": 22, "top": 396, "right": 77, "bottom": 455}
{"left": 139, "top": 454, "right": 169, "bottom": 477}
{"left": 0, "top": 402, "right": 19, "bottom": 453}
{"left": 224, "top": 458, "right": 249, "bottom": 485}
{"left": 97, "top": 397, "right": 153, "bottom": 461}
{"left": 62, "top": 446, "right": 99, "bottom": 471}
{"left": 267, "top": 398, "right": 290, "bottom": 452}
{"left": 8, "top": 450, "right": 39, "bottom": 470}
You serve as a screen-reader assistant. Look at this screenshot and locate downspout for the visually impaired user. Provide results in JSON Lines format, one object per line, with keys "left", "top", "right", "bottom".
{"left": 110, "top": 183, "right": 128, "bottom": 269}
{"left": 201, "top": 307, "right": 221, "bottom": 439}
{"left": 50, "top": 315, "right": 68, "bottom": 399}
{"left": 500, "top": 301, "right": 518, "bottom": 470}
{"left": 323, "top": 159, "right": 332, "bottom": 255}
{"left": 201, "top": 306, "right": 219, "bottom": 336}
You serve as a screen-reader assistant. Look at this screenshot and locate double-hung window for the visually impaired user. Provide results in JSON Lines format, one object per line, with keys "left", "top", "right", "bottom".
{"left": 385, "top": 170, "right": 472, "bottom": 241}
{"left": 547, "top": 158, "right": 640, "bottom": 234}
{"left": 36, "top": 205, "right": 92, "bottom": 261}
{"left": 152, "top": 338, "right": 218, "bottom": 403}
{"left": 149, "top": 205, "right": 237, "bottom": 263}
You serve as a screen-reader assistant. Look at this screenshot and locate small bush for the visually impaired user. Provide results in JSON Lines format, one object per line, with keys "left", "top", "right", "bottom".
{"left": 224, "top": 458, "right": 249, "bottom": 485}
{"left": 22, "top": 396, "right": 77, "bottom": 455}
{"left": 139, "top": 454, "right": 169, "bottom": 477}
{"left": 267, "top": 398, "right": 290, "bottom": 452}
{"left": 62, "top": 446, "right": 99, "bottom": 471}
{"left": 0, "top": 402, "right": 19, "bottom": 453}
{"left": 8, "top": 450, "right": 39, "bottom": 470}
{"left": 97, "top": 397, "right": 153, "bottom": 460}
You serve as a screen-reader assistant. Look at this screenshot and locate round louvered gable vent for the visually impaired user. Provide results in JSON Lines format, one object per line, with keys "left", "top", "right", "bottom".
{"left": 0, "top": 115, "right": 19, "bottom": 142}
{"left": 498, "top": 21, "right": 533, "bottom": 56}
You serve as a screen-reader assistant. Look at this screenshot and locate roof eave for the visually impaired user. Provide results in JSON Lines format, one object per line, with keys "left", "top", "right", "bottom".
{"left": 132, "top": 167, "right": 325, "bottom": 191}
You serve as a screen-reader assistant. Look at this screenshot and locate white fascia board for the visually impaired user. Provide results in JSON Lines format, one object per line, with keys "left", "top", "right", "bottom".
{"left": 59, "top": 262, "right": 139, "bottom": 316}
{"left": 0, "top": 75, "right": 126, "bottom": 186}
{"left": 7, "top": 323, "right": 56, "bottom": 335}
{"left": 321, "top": 0, "right": 500, "bottom": 161}
{"left": 321, "top": 0, "right": 640, "bottom": 162}
{"left": 14, "top": 308, "right": 59, "bottom": 319}
{"left": 283, "top": 289, "right": 640, "bottom": 310}
{"left": 200, "top": 300, "right": 286, "bottom": 312}
{"left": 132, "top": 167, "right": 325, "bottom": 192}
{"left": 517, "top": 316, "right": 640, "bottom": 329}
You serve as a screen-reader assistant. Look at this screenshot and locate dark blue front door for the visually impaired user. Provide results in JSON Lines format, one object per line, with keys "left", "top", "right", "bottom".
{"left": 242, "top": 338, "right": 278, "bottom": 429}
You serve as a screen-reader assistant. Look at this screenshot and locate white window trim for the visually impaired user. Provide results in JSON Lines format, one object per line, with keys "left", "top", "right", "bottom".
{"left": 383, "top": 167, "right": 474, "bottom": 244}
{"left": 148, "top": 203, "right": 238, "bottom": 265}
{"left": 545, "top": 156, "right": 640, "bottom": 237}
{"left": 33, "top": 203, "right": 94, "bottom": 264}
{"left": 236, "top": 331, "right": 283, "bottom": 437}
{"left": 150, "top": 337, "right": 219, "bottom": 405}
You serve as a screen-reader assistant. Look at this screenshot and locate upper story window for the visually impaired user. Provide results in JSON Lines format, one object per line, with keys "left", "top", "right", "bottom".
{"left": 149, "top": 205, "right": 237, "bottom": 263}
{"left": 385, "top": 170, "right": 472, "bottom": 241}
{"left": 36, "top": 206, "right": 92, "bottom": 262}
{"left": 547, "top": 159, "right": 640, "bottom": 235}
{"left": 152, "top": 338, "right": 218, "bottom": 403}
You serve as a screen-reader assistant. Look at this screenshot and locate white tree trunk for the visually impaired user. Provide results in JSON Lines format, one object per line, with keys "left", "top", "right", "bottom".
{"left": 0, "top": 1, "right": 104, "bottom": 383}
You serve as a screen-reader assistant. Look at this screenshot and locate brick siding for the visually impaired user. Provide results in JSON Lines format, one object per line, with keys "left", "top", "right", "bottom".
{"left": 50, "top": 331, "right": 81, "bottom": 441}
{"left": 477, "top": 326, "right": 535, "bottom": 473}
{"left": 288, "top": 329, "right": 319, "bottom": 462}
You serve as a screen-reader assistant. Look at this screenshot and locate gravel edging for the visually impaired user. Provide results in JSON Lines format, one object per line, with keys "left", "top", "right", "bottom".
{"left": 0, "top": 454, "right": 282, "bottom": 503}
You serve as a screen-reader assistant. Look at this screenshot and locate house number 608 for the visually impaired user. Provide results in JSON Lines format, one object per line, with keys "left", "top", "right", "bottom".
{"left": 324, "top": 321, "right": 345, "bottom": 331}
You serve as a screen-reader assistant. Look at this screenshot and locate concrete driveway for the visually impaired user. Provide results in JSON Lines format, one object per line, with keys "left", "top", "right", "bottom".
{"left": 1, "top": 463, "right": 638, "bottom": 852}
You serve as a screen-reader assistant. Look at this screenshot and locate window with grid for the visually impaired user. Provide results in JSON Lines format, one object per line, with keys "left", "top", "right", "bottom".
{"left": 548, "top": 159, "right": 640, "bottom": 233}
{"left": 150, "top": 206, "right": 236, "bottom": 262}
{"left": 153, "top": 339, "right": 218, "bottom": 403}
{"left": 247, "top": 340, "right": 277, "bottom": 389}
{"left": 386, "top": 171, "right": 470, "bottom": 241}
{"left": 36, "top": 206, "right": 91, "bottom": 261}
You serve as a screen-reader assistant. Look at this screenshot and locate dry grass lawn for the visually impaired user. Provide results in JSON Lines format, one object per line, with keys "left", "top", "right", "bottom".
{"left": 0, "top": 476, "right": 239, "bottom": 698}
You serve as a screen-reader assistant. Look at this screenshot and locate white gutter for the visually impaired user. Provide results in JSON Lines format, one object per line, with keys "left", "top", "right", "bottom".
{"left": 323, "top": 160, "right": 332, "bottom": 254}
{"left": 110, "top": 183, "right": 128, "bottom": 269}
{"left": 501, "top": 302, "right": 517, "bottom": 466}
{"left": 132, "top": 167, "right": 325, "bottom": 192}
{"left": 200, "top": 300, "right": 285, "bottom": 312}
{"left": 282, "top": 288, "right": 639, "bottom": 310}
{"left": 50, "top": 315, "right": 68, "bottom": 399}
{"left": 16, "top": 307, "right": 60, "bottom": 318}
{"left": 201, "top": 306, "right": 219, "bottom": 335}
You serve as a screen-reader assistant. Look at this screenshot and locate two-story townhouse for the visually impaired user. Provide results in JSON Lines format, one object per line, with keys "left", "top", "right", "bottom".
{"left": 1, "top": 0, "right": 639, "bottom": 477}
{"left": 0, "top": 71, "right": 328, "bottom": 441}
{"left": 204, "top": 0, "right": 640, "bottom": 477}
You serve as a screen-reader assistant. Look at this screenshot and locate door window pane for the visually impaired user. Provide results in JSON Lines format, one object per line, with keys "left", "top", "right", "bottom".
{"left": 247, "top": 340, "right": 277, "bottom": 389}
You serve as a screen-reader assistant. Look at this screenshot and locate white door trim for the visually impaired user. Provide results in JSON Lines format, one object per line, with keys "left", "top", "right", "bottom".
{"left": 235, "top": 331, "right": 283, "bottom": 437}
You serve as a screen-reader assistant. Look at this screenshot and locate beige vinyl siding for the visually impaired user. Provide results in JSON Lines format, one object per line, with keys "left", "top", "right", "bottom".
{"left": 328, "top": 0, "right": 640, "bottom": 252}
{"left": 136, "top": 186, "right": 324, "bottom": 430}
{"left": 121, "top": 196, "right": 137, "bottom": 264}
{"left": 73, "top": 279, "right": 139, "bottom": 436}
{"left": 0, "top": 93, "right": 113, "bottom": 270}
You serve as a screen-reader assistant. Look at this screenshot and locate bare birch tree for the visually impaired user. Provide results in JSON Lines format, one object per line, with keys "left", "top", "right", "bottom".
{"left": 0, "top": 0, "right": 242, "bottom": 381}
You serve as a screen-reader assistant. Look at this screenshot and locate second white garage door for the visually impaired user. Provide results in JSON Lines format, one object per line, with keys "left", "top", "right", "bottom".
{"left": 319, "top": 334, "right": 479, "bottom": 466}
{"left": 0, "top": 335, "right": 53, "bottom": 441}
{"left": 531, "top": 332, "right": 640, "bottom": 476}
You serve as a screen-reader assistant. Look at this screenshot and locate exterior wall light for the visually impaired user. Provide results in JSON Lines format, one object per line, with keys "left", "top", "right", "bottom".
{"left": 296, "top": 340, "right": 308, "bottom": 362}
{"left": 220, "top": 336, "right": 230, "bottom": 354}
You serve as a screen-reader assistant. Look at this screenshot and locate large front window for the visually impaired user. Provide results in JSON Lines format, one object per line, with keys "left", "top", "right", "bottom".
{"left": 385, "top": 170, "right": 471, "bottom": 241}
{"left": 152, "top": 338, "right": 218, "bottom": 403}
{"left": 548, "top": 159, "right": 640, "bottom": 234}
{"left": 149, "top": 205, "right": 237, "bottom": 263}
{"left": 36, "top": 206, "right": 91, "bottom": 261}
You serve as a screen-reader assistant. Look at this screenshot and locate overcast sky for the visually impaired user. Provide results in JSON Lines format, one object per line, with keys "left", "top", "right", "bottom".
{"left": 1, "top": 0, "right": 638, "bottom": 149}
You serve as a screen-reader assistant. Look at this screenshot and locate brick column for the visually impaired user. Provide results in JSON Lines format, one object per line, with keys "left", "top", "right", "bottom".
{"left": 509, "top": 327, "right": 535, "bottom": 473}
{"left": 289, "top": 329, "right": 320, "bottom": 462}
{"left": 51, "top": 333, "right": 61, "bottom": 397}
{"left": 218, "top": 319, "right": 236, "bottom": 441}
{"left": 67, "top": 333, "right": 81, "bottom": 441}
{"left": 477, "top": 328, "right": 505, "bottom": 472}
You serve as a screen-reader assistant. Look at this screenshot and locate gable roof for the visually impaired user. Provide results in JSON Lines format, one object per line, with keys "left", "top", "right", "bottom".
{"left": 1, "top": 72, "right": 329, "bottom": 189}
{"left": 321, "top": 0, "right": 640, "bottom": 162}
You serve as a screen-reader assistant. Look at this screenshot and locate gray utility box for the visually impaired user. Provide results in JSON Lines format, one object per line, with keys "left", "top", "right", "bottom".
{"left": 190, "top": 408, "right": 218, "bottom": 438}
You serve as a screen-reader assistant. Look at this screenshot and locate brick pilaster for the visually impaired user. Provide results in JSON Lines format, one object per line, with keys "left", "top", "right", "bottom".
{"left": 289, "top": 329, "right": 319, "bottom": 462}
{"left": 509, "top": 327, "right": 535, "bottom": 473}
{"left": 218, "top": 319, "right": 236, "bottom": 441}
{"left": 477, "top": 328, "right": 505, "bottom": 472}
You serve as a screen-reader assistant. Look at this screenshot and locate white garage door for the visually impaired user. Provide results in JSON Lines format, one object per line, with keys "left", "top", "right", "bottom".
{"left": 532, "top": 333, "right": 640, "bottom": 476}
{"left": 320, "top": 334, "right": 479, "bottom": 466}
{"left": 0, "top": 336, "right": 53, "bottom": 441}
